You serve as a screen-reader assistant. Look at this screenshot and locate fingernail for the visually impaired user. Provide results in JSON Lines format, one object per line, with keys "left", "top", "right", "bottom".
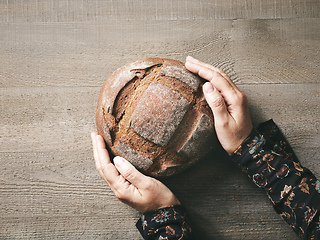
{"left": 186, "top": 56, "right": 196, "bottom": 62}
{"left": 203, "top": 82, "right": 214, "bottom": 94}
{"left": 114, "top": 156, "right": 125, "bottom": 168}
{"left": 95, "top": 134, "right": 102, "bottom": 142}
{"left": 91, "top": 132, "right": 97, "bottom": 142}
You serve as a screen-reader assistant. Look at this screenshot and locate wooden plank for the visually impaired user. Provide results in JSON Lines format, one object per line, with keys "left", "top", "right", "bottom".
{"left": 0, "top": 18, "right": 319, "bottom": 88}
{"left": 0, "top": 151, "right": 142, "bottom": 240}
{"left": 1, "top": 84, "right": 318, "bottom": 169}
{"left": 231, "top": 18, "right": 320, "bottom": 84}
{"left": 0, "top": 87, "right": 98, "bottom": 152}
{"left": 0, "top": 20, "right": 233, "bottom": 87}
{"left": 0, "top": 83, "right": 318, "bottom": 239}
{"left": 0, "top": 0, "right": 319, "bottom": 22}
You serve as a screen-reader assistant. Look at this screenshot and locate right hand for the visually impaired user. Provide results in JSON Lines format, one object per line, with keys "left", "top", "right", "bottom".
{"left": 185, "top": 56, "right": 253, "bottom": 155}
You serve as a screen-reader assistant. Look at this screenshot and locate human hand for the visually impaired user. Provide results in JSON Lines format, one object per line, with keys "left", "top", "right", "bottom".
{"left": 185, "top": 56, "right": 253, "bottom": 154}
{"left": 91, "top": 132, "right": 180, "bottom": 213}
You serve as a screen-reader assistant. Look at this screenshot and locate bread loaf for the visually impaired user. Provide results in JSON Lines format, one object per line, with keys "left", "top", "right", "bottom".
{"left": 96, "top": 58, "right": 217, "bottom": 177}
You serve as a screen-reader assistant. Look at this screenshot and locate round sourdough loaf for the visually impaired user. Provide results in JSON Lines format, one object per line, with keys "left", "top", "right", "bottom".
{"left": 96, "top": 58, "right": 217, "bottom": 177}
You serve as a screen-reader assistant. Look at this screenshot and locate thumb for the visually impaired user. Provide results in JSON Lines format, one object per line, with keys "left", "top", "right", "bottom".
{"left": 113, "top": 156, "right": 147, "bottom": 188}
{"left": 203, "top": 82, "right": 229, "bottom": 123}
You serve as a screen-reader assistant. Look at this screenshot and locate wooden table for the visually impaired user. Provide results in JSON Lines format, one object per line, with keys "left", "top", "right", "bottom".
{"left": 1, "top": 1, "right": 319, "bottom": 239}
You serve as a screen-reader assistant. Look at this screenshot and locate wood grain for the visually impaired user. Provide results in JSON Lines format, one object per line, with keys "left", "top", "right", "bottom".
{"left": 1, "top": 19, "right": 319, "bottom": 88}
{"left": 1, "top": 0, "right": 319, "bottom": 22}
{"left": 1, "top": 0, "right": 319, "bottom": 239}
{"left": 1, "top": 83, "right": 318, "bottom": 239}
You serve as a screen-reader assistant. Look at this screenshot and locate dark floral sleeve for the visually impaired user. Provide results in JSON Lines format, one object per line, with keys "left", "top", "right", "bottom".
{"left": 136, "top": 205, "right": 194, "bottom": 240}
{"left": 231, "top": 119, "right": 320, "bottom": 240}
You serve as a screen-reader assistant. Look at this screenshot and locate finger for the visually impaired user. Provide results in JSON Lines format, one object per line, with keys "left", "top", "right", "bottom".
{"left": 203, "top": 82, "right": 230, "bottom": 123}
{"left": 91, "top": 132, "right": 104, "bottom": 174}
{"left": 185, "top": 59, "right": 233, "bottom": 90}
{"left": 186, "top": 56, "right": 236, "bottom": 87}
{"left": 186, "top": 61, "right": 239, "bottom": 102}
{"left": 95, "top": 134, "right": 111, "bottom": 164}
{"left": 92, "top": 134, "right": 141, "bottom": 204}
{"left": 113, "top": 156, "right": 149, "bottom": 190}
{"left": 94, "top": 134, "right": 121, "bottom": 186}
{"left": 91, "top": 132, "right": 99, "bottom": 164}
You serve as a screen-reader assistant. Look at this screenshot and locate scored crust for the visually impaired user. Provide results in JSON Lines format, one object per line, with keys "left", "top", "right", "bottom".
{"left": 96, "top": 58, "right": 217, "bottom": 177}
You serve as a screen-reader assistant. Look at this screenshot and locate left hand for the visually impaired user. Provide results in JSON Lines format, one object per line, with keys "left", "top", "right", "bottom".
{"left": 185, "top": 56, "right": 253, "bottom": 154}
{"left": 91, "top": 132, "right": 180, "bottom": 213}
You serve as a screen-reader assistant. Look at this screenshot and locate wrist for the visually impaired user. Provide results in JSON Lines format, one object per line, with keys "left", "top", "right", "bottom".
{"left": 230, "top": 127, "right": 260, "bottom": 158}
{"left": 143, "top": 197, "right": 181, "bottom": 213}
{"left": 224, "top": 127, "right": 254, "bottom": 155}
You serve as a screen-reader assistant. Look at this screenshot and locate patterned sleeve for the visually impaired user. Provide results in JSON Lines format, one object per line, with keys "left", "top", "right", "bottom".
{"left": 136, "top": 205, "right": 194, "bottom": 240}
{"left": 230, "top": 119, "right": 320, "bottom": 240}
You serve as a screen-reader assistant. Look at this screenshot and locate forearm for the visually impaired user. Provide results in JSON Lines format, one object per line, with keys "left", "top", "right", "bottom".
{"left": 136, "top": 205, "right": 194, "bottom": 240}
{"left": 230, "top": 119, "right": 320, "bottom": 239}
{"left": 136, "top": 119, "right": 320, "bottom": 239}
